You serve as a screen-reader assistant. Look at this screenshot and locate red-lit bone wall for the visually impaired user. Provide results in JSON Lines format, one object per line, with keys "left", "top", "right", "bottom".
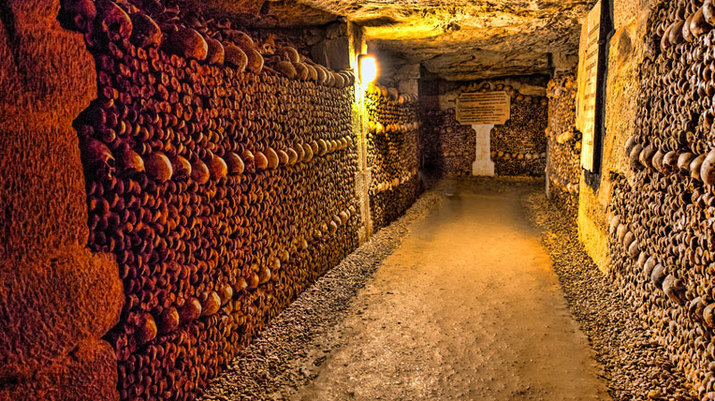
{"left": 0, "top": 0, "right": 373, "bottom": 400}
{"left": 78, "top": 3, "right": 362, "bottom": 401}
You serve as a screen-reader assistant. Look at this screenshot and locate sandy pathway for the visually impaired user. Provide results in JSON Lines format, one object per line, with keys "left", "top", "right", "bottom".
{"left": 293, "top": 180, "right": 609, "bottom": 400}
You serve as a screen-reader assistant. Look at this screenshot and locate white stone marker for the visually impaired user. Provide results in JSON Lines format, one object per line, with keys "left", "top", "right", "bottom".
{"left": 472, "top": 124, "right": 495, "bottom": 176}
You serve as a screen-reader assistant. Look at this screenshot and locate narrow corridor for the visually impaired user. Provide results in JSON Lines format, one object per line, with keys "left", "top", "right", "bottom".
{"left": 4, "top": 1, "right": 712, "bottom": 400}
{"left": 293, "top": 179, "right": 608, "bottom": 400}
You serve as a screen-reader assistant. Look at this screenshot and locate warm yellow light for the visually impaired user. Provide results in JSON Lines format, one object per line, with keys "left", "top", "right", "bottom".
{"left": 359, "top": 55, "right": 378, "bottom": 84}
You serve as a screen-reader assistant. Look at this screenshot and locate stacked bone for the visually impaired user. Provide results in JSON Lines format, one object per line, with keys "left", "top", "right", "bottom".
{"left": 420, "top": 80, "right": 547, "bottom": 178}
{"left": 365, "top": 84, "right": 422, "bottom": 230}
{"left": 610, "top": 0, "right": 715, "bottom": 398}
{"left": 421, "top": 109, "right": 477, "bottom": 177}
{"left": 483, "top": 82, "right": 548, "bottom": 177}
{"left": 545, "top": 72, "right": 581, "bottom": 220}
{"left": 62, "top": 1, "right": 360, "bottom": 400}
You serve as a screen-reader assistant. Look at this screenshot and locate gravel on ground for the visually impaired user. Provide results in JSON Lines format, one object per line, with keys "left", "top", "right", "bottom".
{"left": 198, "top": 188, "right": 441, "bottom": 401}
{"left": 523, "top": 190, "right": 696, "bottom": 401}
{"left": 199, "top": 178, "right": 697, "bottom": 401}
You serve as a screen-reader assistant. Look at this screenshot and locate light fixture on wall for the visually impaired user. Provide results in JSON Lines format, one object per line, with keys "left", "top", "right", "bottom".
{"left": 358, "top": 54, "right": 378, "bottom": 85}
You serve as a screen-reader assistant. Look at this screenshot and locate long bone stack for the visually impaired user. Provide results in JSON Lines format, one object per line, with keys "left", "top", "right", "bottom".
{"left": 365, "top": 84, "right": 422, "bottom": 229}
{"left": 545, "top": 72, "right": 580, "bottom": 219}
{"left": 612, "top": 0, "right": 715, "bottom": 398}
{"left": 61, "top": 0, "right": 361, "bottom": 400}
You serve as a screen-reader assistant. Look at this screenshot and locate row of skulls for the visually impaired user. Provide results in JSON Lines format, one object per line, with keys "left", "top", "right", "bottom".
{"left": 60, "top": 0, "right": 355, "bottom": 87}
{"left": 62, "top": 1, "right": 364, "bottom": 400}
{"left": 613, "top": 0, "right": 715, "bottom": 398}
{"left": 365, "top": 84, "right": 422, "bottom": 229}
{"left": 460, "top": 81, "right": 549, "bottom": 105}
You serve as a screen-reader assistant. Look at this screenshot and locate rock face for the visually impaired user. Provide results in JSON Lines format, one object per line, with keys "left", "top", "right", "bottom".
{"left": 198, "top": 0, "right": 597, "bottom": 80}
{"left": 0, "top": 0, "right": 124, "bottom": 400}
{"left": 355, "top": 0, "right": 597, "bottom": 80}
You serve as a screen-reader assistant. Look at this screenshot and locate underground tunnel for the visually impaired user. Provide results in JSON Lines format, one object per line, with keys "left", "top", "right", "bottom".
{"left": 2, "top": 0, "right": 714, "bottom": 399}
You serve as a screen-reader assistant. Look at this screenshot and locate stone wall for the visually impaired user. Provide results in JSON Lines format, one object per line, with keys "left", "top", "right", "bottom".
{"left": 365, "top": 85, "right": 422, "bottom": 230}
{"left": 582, "top": 0, "right": 714, "bottom": 397}
{"left": 0, "top": 1, "right": 124, "bottom": 400}
{"left": 420, "top": 77, "right": 548, "bottom": 178}
{"left": 545, "top": 72, "right": 581, "bottom": 221}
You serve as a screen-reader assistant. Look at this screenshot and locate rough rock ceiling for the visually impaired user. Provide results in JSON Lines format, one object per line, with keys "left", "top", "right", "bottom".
{"left": 199, "top": 0, "right": 597, "bottom": 80}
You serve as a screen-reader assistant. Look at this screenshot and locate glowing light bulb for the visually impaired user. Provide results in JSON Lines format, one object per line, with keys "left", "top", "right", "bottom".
{"left": 359, "top": 55, "right": 378, "bottom": 84}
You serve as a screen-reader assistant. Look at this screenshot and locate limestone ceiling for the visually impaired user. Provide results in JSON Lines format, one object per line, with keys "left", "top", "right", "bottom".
{"left": 197, "top": 0, "right": 597, "bottom": 80}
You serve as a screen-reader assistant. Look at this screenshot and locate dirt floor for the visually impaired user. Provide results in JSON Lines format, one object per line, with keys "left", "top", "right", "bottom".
{"left": 199, "top": 178, "right": 614, "bottom": 401}
{"left": 291, "top": 178, "right": 608, "bottom": 401}
{"left": 200, "top": 177, "right": 698, "bottom": 401}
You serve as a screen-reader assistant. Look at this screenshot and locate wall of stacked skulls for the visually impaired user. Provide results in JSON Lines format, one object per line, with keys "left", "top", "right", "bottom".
{"left": 545, "top": 72, "right": 581, "bottom": 220}
{"left": 484, "top": 82, "right": 549, "bottom": 177}
{"left": 611, "top": 0, "right": 715, "bottom": 398}
{"left": 420, "top": 108, "right": 476, "bottom": 177}
{"left": 365, "top": 85, "right": 422, "bottom": 229}
{"left": 420, "top": 79, "right": 548, "bottom": 178}
{"left": 63, "top": 1, "right": 361, "bottom": 400}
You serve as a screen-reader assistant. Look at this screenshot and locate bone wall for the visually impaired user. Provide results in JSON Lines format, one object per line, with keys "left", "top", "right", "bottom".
{"left": 484, "top": 82, "right": 549, "bottom": 177}
{"left": 365, "top": 85, "right": 422, "bottom": 230}
{"left": 545, "top": 72, "right": 580, "bottom": 220}
{"left": 420, "top": 108, "right": 476, "bottom": 177}
{"left": 420, "top": 77, "right": 548, "bottom": 178}
{"left": 605, "top": 0, "right": 715, "bottom": 398}
{"left": 56, "top": 1, "right": 365, "bottom": 400}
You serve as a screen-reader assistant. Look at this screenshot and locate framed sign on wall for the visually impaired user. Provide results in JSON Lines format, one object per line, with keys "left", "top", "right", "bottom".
{"left": 456, "top": 91, "right": 511, "bottom": 125}
{"left": 576, "top": 0, "right": 612, "bottom": 175}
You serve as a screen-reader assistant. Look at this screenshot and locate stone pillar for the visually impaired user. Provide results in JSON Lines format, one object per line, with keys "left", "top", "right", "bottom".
{"left": 311, "top": 21, "right": 352, "bottom": 71}
{"left": 341, "top": 23, "right": 373, "bottom": 243}
{"left": 396, "top": 63, "right": 420, "bottom": 96}
{"left": 0, "top": 1, "right": 124, "bottom": 400}
{"left": 471, "top": 125, "right": 496, "bottom": 176}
